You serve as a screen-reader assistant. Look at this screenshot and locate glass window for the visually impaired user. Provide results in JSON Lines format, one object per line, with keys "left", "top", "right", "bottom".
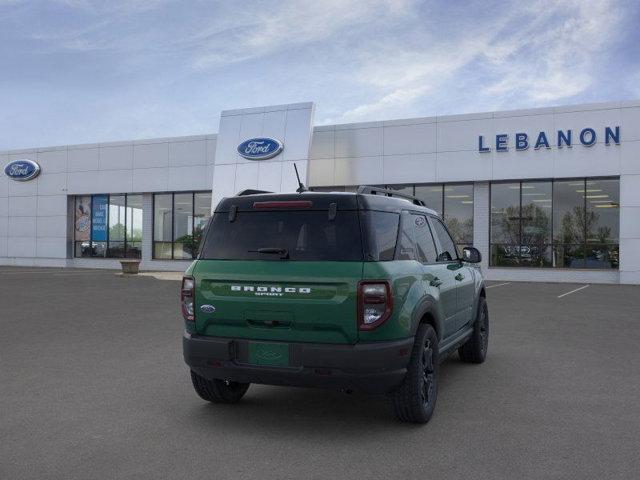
{"left": 153, "top": 194, "right": 173, "bottom": 259}
{"left": 553, "top": 180, "right": 587, "bottom": 268}
{"left": 413, "top": 214, "right": 438, "bottom": 263}
{"left": 126, "top": 195, "right": 143, "bottom": 259}
{"left": 173, "top": 193, "right": 194, "bottom": 260}
{"left": 152, "top": 192, "right": 213, "bottom": 260}
{"left": 490, "top": 178, "right": 619, "bottom": 269}
{"left": 108, "top": 195, "right": 126, "bottom": 258}
{"left": 430, "top": 218, "right": 458, "bottom": 262}
{"left": 520, "top": 181, "right": 552, "bottom": 267}
{"left": 414, "top": 185, "right": 443, "bottom": 216}
{"left": 444, "top": 184, "right": 473, "bottom": 248}
{"left": 200, "top": 211, "right": 363, "bottom": 261}
{"left": 585, "top": 178, "right": 619, "bottom": 269}
{"left": 363, "top": 211, "right": 400, "bottom": 261}
{"left": 73, "top": 193, "right": 143, "bottom": 259}
{"left": 74, "top": 196, "right": 92, "bottom": 257}
{"left": 396, "top": 213, "right": 416, "bottom": 261}
{"left": 490, "top": 182, "right": 520, "bottom": 266}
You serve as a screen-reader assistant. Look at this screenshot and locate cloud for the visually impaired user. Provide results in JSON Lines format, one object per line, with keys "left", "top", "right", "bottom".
{"left": 334, "top": 0, "right": 627, "bottom": 122}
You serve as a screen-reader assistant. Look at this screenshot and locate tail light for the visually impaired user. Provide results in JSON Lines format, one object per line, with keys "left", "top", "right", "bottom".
{"left": 181, "top": 276, "right": 195, "bottom": 322}
{"left": 358, "top": 281, "right": 393, "bottom": 330}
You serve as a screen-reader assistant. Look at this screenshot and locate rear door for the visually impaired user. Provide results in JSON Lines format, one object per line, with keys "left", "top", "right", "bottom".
{"left": 429, "top": 217, "right": 474, "bottom": 332}
{"left": 193, "top": 205, "right": 363, "bottom": 344}
{"left": 411, "top": 213, "right": 458, "bottom": 336}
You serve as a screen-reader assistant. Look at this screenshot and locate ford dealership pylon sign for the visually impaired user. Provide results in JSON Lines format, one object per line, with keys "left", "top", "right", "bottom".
{"left": 4, "top": 159, "right": 41, "bottom": 181}
{"left": 237, "top": 138, "right": 283, "bottom": 160}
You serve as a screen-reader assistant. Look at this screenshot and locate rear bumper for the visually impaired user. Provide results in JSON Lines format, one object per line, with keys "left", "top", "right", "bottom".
{"left": 183, "top": 332, "right": 413, "bottom": 394}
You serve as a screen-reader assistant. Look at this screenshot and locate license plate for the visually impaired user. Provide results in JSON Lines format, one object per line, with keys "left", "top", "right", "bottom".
{"left": 248, "top": 342, "right": 290, "bottom": 367}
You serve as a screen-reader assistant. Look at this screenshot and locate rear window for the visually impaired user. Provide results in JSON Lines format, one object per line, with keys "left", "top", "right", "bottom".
{"left": 200, "top": 210, "right": 363, "bottom": 261}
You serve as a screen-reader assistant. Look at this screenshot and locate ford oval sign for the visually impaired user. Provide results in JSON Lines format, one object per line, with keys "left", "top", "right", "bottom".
{"left": 237, "top": 137, "right": 283, "bottom": 160}
{"left": 4, "top": 159, "right": 41, "bottom": 182}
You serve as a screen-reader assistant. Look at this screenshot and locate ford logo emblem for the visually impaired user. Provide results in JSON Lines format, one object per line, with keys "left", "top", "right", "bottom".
{"left": 200, "top": 304, "right": 216, "bottom": 314}
{"left": 237, "top": 137, "right": 283, "bottom": 160}
{"left": 4, "top": 159, "right": 41, "bottom": 182}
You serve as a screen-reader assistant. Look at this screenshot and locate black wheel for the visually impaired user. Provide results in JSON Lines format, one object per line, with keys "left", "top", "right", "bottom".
{"left": 458, "top": 297, "right": 489, "bottom": 364}
{"left": 190, "top": 370, "right": 250, "bottom": 404}
{"left": 388, "top": 324, "right": 438, "bottom": 424}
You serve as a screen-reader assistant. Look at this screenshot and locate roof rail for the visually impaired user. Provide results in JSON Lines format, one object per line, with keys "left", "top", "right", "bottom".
{"left": 236, "top": 189, "right": 273, "bottom": 196}
{"left": 356, "top": 185, "right": 426, "bottom": 207}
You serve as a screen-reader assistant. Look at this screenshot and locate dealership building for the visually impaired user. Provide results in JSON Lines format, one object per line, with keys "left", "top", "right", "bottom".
{"left": 1, "top": 100, "right": 639, "bottom": 284}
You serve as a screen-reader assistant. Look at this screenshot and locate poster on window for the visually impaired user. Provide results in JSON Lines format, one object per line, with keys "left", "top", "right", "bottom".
{"left": 91, "top": 195, "right": 108, "bottom": 242}
{"left": 74, "top": 196, "right": 91, "bottom": 241}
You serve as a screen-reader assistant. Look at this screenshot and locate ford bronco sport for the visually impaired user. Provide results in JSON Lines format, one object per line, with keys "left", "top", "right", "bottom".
{"left": 182, "top": 186, "right": 488, "bottom": 423}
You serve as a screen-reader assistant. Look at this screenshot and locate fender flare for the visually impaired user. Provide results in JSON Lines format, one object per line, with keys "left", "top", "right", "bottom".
{"left": 410, "top": 295, "right": 443, "bottom": 340}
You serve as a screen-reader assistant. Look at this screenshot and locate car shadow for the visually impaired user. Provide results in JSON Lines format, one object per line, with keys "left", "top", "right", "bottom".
{"left": 177, "top": 356, "right": 470, "bottom": 437}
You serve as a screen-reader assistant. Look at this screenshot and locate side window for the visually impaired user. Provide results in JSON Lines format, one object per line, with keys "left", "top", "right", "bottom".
{"left": 430, "top": 218, "right": 458, "bottom": 262}
{"left": 396, "top": 213, "right": 416, "bottom": 260}
{"left": 412, "top": 214, "right": 438, "bottom": 263}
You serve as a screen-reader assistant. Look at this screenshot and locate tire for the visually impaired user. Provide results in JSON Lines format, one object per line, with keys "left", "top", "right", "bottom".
{"left": 458, "top": 296, "right": 489, "bottom": 364}
{"left": 190, "top": 370, "right": 250, "bottom": 404}
{"left": 388, "top": 324, "right": 438, "bottom": 424}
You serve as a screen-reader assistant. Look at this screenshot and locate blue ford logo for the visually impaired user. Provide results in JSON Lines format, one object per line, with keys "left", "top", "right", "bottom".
{"left": 237, "top": 137, "right": 283, "bottom": 160}
{"left": 4, "top": 159, "right": 41, "bottom": 182}
{"left": 200, "top": 304, "right": 216, "bottom": 314}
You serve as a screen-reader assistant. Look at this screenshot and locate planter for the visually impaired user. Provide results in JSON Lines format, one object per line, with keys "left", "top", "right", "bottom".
{"left": 119, "top": 259, "right": 141, "bottom": 274}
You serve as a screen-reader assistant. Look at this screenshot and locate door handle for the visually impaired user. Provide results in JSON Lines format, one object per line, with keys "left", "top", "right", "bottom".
{"left": 429, "top": 277, "right": 443, "bottom": 287}
{"left": 455, "top": 273, "right": 464, "bottom": 281}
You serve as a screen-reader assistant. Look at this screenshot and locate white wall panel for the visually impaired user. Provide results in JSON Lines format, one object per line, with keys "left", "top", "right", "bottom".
{"left": 37, "top": 172, "right": 67, "bottom": 195}
{"left": 215, "top": 114, "right": 243, "bottom": 165}
{"left": 67, "top": 171, "right": 102, "bottom": 195}
{"left": 8, "top": 217, "right": 36, "bottom": 237}
{"left": 36, "top": 237, "right": 67, "bottom": 258}
{"left": 7, "top": 237, "right": 36, "bottom": 257}
{"left": 169, "top": 140, "right": 206, "bottom": 167}
{"left": 37, "top": 215, "right": 67, "bottom": 237}
{"left": 168, "top": 165, "right": 208, "bottom": 191}
{"left": 97, "top": 169, "right": 133, "bottom": 193}
{"left": 234, "top": 162, "right": 259, "bottom": 193}
{"left": 8, "top": 178, "right": 37, "bottom": 196}
{"left": 282, "top": 106, "right": 315, "bottom": 162}
{"left": 308, "top": 158, "right": 335, "bottom": 186}
{"left": 37, "top": 195, "right": 67, "bottom": 217}
{"left": 553, "top": 142, "right": 620, "bottom": 178}
{"left": 335, "top": 127, "right": 382, "bottom": 158}
{"left": 211, "top": 164, "right": 237, "bottom": 208}
{"left": 383, "top": 123, "right": 436, "bottom": 155}
{"left": 37, "top": 149, "right": 67, "bottom": 173}
{"left": 438, "top": 118, "right": 494, "bottom": 152}
{"left": 133, "top": 167, "right": 169, "bottom": 192}
{"left": 620, "top": 140, "right": 640, "bottom": 175}
{"left": 620, "top": 107, "right": 640, "bottom": 142}
{"left": 382, "top": 154, "right": 436, "bottom": 184}
{"left": 258, "top": 162, "right": 283, "bottom": 191}
{"left": 8, "top": 196, "right": 37, "bottom": 216}
{"left": 0, "top": 198, "right": 7, "bottom": 217}
{"left": 309, "top": 130, "right": 334, "bottom": 160}
{"left": 437, "top": 151, "right": 492, "bottom": 182}
{"left": 99, "top": 144, "right": 133, "bottom": 170}
{"left": 68, "top": 147, "right": 99, "bottom": 172}
{"left": 134, "top": 142, "right": 169, "bottom": 169}
{"left": 334, "top": 156, "right": 383, "bottom": 186}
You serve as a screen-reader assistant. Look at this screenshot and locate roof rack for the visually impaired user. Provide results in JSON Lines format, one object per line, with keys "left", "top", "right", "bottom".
{"left": 356, "top": 185, "right": 426, "bottom": 207}
{"left": 236, "top": 189, "right": 273, "bottom": 196}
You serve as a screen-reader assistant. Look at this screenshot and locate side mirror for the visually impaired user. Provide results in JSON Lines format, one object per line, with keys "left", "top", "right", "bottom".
{"left": 462, "top": 246, "right": 482, "bottom": 263}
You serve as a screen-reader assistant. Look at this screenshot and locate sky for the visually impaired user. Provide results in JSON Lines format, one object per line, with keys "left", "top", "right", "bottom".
{"left": 1, "top": 0, "right": 639, "bottom": 150}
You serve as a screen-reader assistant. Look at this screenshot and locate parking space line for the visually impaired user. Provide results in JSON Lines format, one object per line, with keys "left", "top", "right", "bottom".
{"left": 486, "top": 282, "right": 511, "bottom": 289}
{"left": 557, "top": 284, "right": 590, "bottom": 298}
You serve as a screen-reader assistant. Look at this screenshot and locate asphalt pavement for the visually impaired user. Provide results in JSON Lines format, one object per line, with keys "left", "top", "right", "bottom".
{"left": 1, "top": 268, "right": 639, "bottom": 480}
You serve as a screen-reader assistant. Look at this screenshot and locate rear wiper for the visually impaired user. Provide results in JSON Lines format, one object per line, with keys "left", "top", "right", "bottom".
{"left": 248, "top": 247, "right": 290, "bottom": 259}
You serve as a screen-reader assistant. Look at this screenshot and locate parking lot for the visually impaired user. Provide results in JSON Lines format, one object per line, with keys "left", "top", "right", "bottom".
{"left": 1, "top": 267, "right": 639, "bottom": 480}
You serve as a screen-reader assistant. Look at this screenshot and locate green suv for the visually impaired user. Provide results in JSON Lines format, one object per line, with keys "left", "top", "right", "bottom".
{"left": 182, "top": 186, "right": 488, "bottom": 423}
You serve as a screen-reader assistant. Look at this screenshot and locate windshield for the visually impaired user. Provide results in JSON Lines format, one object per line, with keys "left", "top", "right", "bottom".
{"left": 200, "top": 210, "right": 364, "bottom": 261}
